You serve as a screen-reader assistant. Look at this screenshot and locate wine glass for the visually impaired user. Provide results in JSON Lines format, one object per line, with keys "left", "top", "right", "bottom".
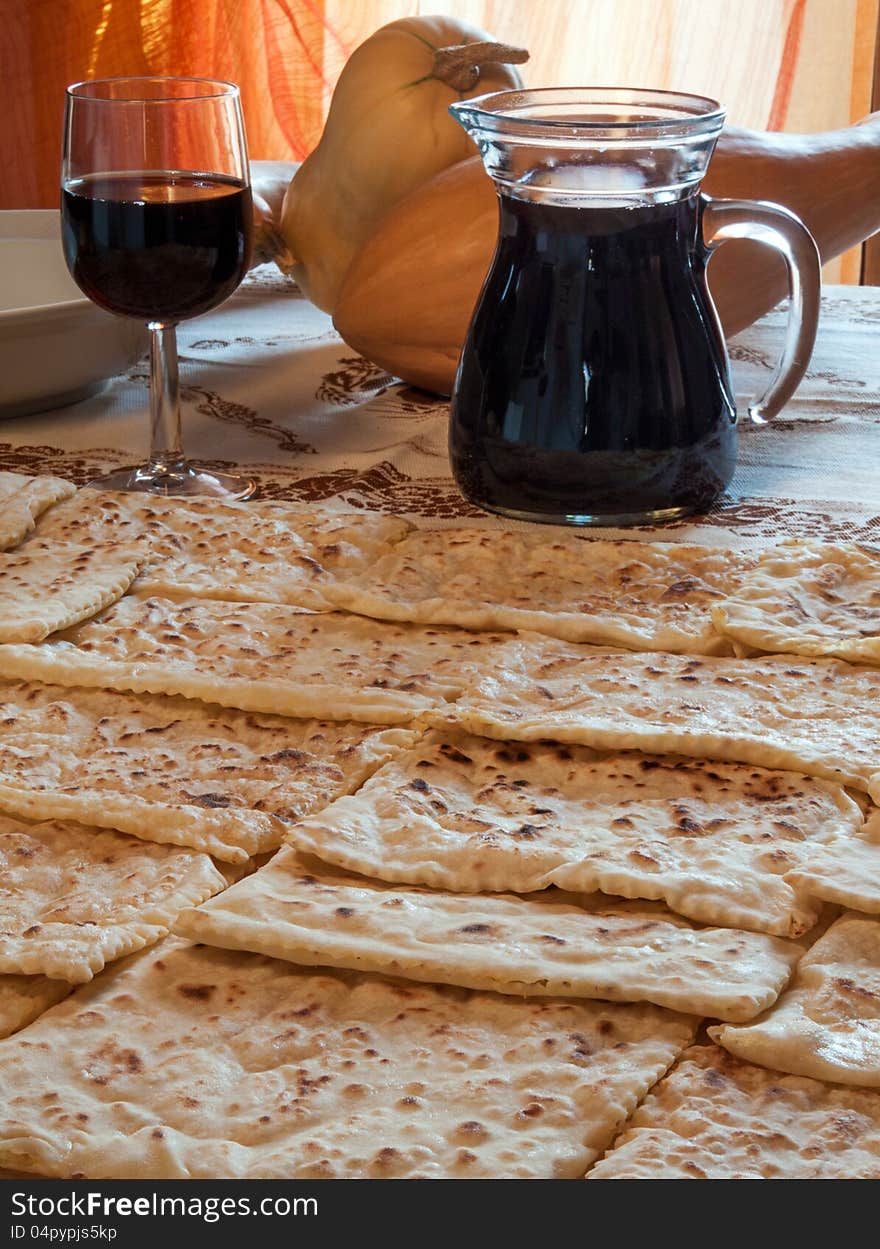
{"left": 61, "top": 76, "right": 255, "bottom": 499}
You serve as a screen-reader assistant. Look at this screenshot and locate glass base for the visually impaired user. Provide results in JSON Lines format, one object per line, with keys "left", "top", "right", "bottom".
{"left": 86, "top": 464, "right": 256, "bottom": 501}
{"left": 469, "top": 499, "right": 699, "bottom": 527}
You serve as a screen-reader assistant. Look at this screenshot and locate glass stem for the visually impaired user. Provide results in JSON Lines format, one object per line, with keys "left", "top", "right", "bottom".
{"left": 147, "top": 321, "right": 186, "bottom": 478}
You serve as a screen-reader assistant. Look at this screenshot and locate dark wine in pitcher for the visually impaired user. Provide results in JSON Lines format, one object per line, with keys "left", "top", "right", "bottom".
{"left": 62, "top": 172, "right": 252, "bottom": 322}
{"left": 450, "top": 190, "right": 737, "bottom": 524}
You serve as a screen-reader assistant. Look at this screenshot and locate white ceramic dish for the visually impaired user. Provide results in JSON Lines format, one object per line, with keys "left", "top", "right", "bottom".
{"left": 0, "top": 211, "right": 145, "bottom": 418}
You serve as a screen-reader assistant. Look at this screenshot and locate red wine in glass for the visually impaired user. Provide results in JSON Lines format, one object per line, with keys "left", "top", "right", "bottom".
{"left": 61, "top": 77, "right": 255, "bottom": 499}
{"left": 62, "top": 173, "right": 252, "bottom": 323}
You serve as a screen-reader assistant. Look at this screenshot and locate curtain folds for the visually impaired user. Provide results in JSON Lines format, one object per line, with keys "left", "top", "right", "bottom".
{"left": 1, "top": 0, "right": 876, "bottom": 275}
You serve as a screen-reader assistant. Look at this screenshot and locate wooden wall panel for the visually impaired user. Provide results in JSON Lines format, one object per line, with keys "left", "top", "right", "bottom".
{"left": 861, "top": 0, "right": 880, "bottom": 284}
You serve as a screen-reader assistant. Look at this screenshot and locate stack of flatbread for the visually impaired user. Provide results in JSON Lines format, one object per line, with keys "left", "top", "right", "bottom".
{"left": 0, "top": 472, "right": 879, "bottom": 1179}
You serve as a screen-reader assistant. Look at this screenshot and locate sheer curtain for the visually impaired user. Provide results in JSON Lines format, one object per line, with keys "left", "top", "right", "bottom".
{"left": 2, "top": 0, "right": 877, "bottom": 278}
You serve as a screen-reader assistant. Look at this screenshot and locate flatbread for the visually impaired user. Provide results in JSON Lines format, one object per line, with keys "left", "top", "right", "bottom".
{"left": 323, "top": 531, "right": 755, "bottom": 654}
{"left": 713, "top": 542, "right": 880, "bottom": 665}
{"left": 784, "top": 809, "right": 880, "bottom": 915}
{"left": 711, "top": 914, "right": 880, "bottom": 1086}
{"left": 587, "top": 1044, "right": 880, "bottom": 1178}
{"left": 0, "top": 814, "right": 226, "bottom": 982}
{"left": 0, "top": 538, "right": 141, "bottom": 642}
{"left": 0, "top": 937, "right": 696, "bottom": 1179}
{"left": 174, "top": 847, "right": 801, "bottom": 1022}
{"left": 0, "top": 472, "right": 75, "bottom": 551}
{"left": 34, "top": 489, "right": 411, "bottom": 610}
{"left": 0, "top": 975, "right": 71, "bottom": 1039}
{"left": 0, "top": 680, "right": 413, "bottom": 862}
{"left": 0, "top": 598, "right": 508, "bottom": 723}
{"left": 428, "top": 638, "right": 880, "bottom": 792}
{"left": 284, "top": 732, "right": 865, "bottom": 937}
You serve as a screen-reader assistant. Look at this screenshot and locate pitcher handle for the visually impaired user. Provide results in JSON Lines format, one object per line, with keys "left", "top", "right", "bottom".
{"left": 702, "top": 194, "right": 821, "bottom": 425}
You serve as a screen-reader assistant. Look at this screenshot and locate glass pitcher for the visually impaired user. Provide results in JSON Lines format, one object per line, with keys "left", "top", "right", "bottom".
{"left": 447, "top": 88, "right": 821, "bottom": 526}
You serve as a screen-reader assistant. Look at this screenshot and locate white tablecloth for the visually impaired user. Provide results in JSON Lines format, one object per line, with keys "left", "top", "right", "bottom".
{"left": 2, "top": 269, "right": 878, "bottom": 544}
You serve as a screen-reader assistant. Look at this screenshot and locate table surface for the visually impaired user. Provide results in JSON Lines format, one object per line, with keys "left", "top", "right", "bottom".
{"left": 2, "top": 270, "right": 878, "bottom": 543}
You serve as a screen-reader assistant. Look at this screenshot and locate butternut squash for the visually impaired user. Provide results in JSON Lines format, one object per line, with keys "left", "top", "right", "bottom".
{"left": 333, "top": 116, "right": 880, "bottom": 396}
{"left": 250, "top": 160, "right": 298, "bottom": 268}
{"left": 278, "top": 16, "right": 527, "bottom": 312}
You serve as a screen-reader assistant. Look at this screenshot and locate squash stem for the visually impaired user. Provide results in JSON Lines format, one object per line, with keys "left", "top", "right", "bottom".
{"left": 433, "top": 41, "right": 529, "bottom": 92}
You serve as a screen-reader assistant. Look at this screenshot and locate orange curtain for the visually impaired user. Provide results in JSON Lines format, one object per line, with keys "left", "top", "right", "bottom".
{"left": 0, "top": 0, "right": 354, "bottom": 209}
{"left": 2, "top": 0, "right": 877, "bottom": 236}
